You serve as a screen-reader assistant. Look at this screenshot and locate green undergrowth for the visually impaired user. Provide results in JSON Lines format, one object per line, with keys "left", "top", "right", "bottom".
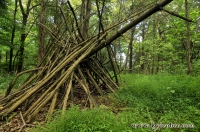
{"left": 31, "top": 74, "right": 200, "bottom": 132}
{"left": 113, "top": 74, "right": 200, "bottom": 131}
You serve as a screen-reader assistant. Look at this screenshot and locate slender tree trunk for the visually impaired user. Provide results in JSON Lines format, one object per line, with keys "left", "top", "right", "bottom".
{"left": 80, "top": 0, "right": 91, "bottom": 40}
{"left": 9, "top": 49, "right": 13, "bottom": 72}
{"left": 84, "top": 0, "right": 91, "bottom": 39}
{"left": 128, "top": 27, "right": 136, "bottom": 73}
{"left": 141, "top": 22, "right": 145, "bottom": 73}
{"left": 38, "top": 0, "right": 46, "bottom": 64}
{"left": 157, "top": 20, "right": 162, "bottom": 73}
{"left": 17, "top": 0, "right": 31, "bottom": 73}
{"left": 185, "top": 0, "right": 192, "bottom": 74}
{"left": 17, "top": 34, "right": 26, "bottom": 73}
{"left": 151, "top": 15, "right": 156, "bottom": 74}
{"left": 107, "top": 46, "right": 118, "bottom": 84}
{"left": 80, "top": 0, "right": 85, "bottom": 32}
{"left": 124, "top": 46, "right": 129, "bottom": 73}
{"left": 126, "top": 0, "right": 136, "bottom": 73}
{"left": 9, "top": 0, "right": 18, "bottom": 73}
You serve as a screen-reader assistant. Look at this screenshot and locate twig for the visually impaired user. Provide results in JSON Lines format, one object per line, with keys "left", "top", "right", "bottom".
{"left": 19, "top": 111, "right": 26, "bottom": 132}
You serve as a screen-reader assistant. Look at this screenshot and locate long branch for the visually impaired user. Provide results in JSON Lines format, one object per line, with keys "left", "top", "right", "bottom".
{"left": 160, "top": 7, "right": 195, "bottom": 23}
{"left": 90, "top": 0, "right": 173, "bottom": 56}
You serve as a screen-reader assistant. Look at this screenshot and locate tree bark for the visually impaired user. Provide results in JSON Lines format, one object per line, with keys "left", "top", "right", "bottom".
{"left": 38, "top": 0, "right": 46, "bottom": 64}
{"left": 80, "top": 0, "right": 91, "bottom": 40}
{"left": 185, "top": 0, "right": 192, "bottom": 74}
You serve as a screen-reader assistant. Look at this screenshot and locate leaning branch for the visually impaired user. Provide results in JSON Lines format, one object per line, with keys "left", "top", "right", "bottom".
{"left": 5, "top": 67, "right": 43, "bottom": 97}
{"left": 90, "top": 0, "right": 173, "bottom": 56}
{"left": 160, "top": 7, "right": 195, "bottom": 23}
{"left": 67, "top": 0, "right": 84, "bottom": 41}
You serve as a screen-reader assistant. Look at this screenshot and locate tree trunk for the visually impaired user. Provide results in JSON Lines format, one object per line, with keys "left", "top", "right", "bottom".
{"left": 185, "top": 0, "right": 192, "bottom": 74}
{"left": 128, "top": 27, "right": 136, "bottom": 73}
{"left": 9, "top": 0, "right": 18, "bottom": 73}
{"left": 141, "top": 22, "right": 145, "bottom": 73}
{"left": 17, "top": 0, "right": 31, "bottom": 73}
{"left": 157, "top": 20, "right": 162, "bottom": 73}
{"left": 80, "top": 0, "right": 91, "bottom": 40}
{"left": 38, "top": 0, "right": 46, "bottom": 64}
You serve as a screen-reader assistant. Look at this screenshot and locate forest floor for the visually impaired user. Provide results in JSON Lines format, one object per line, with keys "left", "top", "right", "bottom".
{"left": 0, "top": 74, "right": 200, "bottom": 132}
{"left": 0, "top": 91, "right": 112, "bottom": 132}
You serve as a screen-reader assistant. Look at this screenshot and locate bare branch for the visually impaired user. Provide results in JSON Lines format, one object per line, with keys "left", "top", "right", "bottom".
{"left": 19, "top": 0, "right": 26, "bottom": 16}
{"left": 160, "top": 7, "right": 195, "bottom": 23}
{"left": 67, "top": 0, "right": 84, "bottom": 41}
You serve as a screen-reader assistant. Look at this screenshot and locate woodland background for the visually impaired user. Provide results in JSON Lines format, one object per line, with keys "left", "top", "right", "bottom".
{"left": 0, "top": 0, "right": 199, "bottom": 75}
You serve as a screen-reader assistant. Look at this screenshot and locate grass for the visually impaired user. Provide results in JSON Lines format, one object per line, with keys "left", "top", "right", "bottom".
{"left": 112, "top": 74, "right": 200, "bottom": 131}
{"left": 5, "top": 73, "right": 199, "bottom": 132}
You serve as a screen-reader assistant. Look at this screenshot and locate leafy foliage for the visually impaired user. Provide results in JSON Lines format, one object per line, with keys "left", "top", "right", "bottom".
{"left": 0, "top": 0, "right": 7, "bottom": 9}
